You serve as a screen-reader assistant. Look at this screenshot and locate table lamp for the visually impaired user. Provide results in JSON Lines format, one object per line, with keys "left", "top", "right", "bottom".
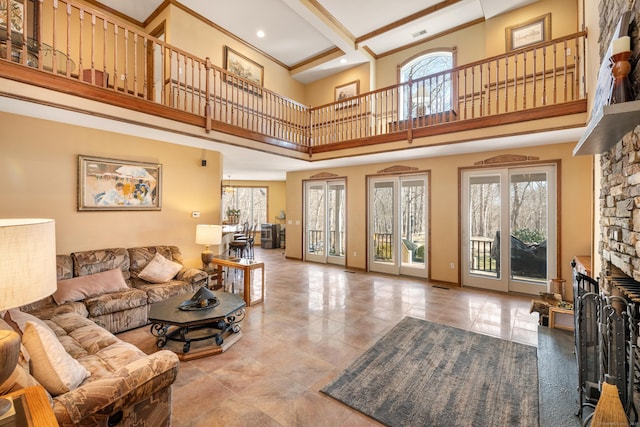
{"left": 195, "top": 224, "right": 222, "bottom": 267}
{"left": 0, "top": 219, "right": 57, "bottom": 415}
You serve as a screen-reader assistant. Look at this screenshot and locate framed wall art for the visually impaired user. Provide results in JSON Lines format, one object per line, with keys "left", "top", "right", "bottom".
{"left": 223, "top": 45, "right": 264, "bottom": 87}
{"left": 78, "top": 155, "right": 162, "bottom": 211}
{"left": 335, "top": 80, "right": 359, "bottom": 102}
{"left": 505, "top": 13, "right": 551, "bottom": 51}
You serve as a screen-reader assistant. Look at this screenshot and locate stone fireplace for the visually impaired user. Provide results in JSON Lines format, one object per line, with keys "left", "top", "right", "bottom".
{"left": 596, "top": 0, "right": 640, "bottom": 283}
{"left": 600, "top": 126, "right": 640, "bottom": 282}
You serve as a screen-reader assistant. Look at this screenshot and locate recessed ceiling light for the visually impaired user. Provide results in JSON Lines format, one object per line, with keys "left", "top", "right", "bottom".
{"left": 257, "top": 30, "right": 265, "bottom": 38}
{"left": 340, "top": 58, "right": 347, "bottom": 64}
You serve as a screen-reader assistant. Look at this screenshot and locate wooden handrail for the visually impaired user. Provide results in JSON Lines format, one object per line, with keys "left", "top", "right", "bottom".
{"left": 0, "top": 0, "right": 587, "bottom": 154}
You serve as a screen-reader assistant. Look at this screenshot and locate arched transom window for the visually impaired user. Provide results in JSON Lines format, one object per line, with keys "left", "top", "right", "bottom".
{"left": 400, "top": 51, "right": 453, "bottom": 118}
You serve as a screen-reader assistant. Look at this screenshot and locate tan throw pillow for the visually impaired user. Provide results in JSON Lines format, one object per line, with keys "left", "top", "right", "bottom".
{"left": 21, "top": 321, "right": 90, "bottom": 396}
{"left": 53, "top": 268, "right": 129, "bottom": 305}
{"left": 138, "top": 253, "right": 182, "bottom": 284}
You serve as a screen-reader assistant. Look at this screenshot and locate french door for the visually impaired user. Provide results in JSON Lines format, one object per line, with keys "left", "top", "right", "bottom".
{"left": 461, "top": 165, "right": 556, "bottom": 294}
{"left": 304, "top": 180, "right": 346, "bottom": 265}
{"left": 368, "top": 174, "right": 428, "bottom": 278}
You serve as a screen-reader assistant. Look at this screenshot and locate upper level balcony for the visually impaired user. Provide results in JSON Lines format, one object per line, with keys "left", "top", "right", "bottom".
{"left": 0, "top": 0, "right": 588, "bottom": 161}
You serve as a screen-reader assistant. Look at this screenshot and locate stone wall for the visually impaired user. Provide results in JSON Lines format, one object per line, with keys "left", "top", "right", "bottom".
{"left": 601, "top": 126, "right": 640, "bottom": 279}
{"left": 599, "top": 0, "right": 640, "bottom": 279}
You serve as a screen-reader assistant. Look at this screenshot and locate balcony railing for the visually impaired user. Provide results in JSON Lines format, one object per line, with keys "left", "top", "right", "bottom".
{"left": 0, "top": 0, "right": 587, "bottom": 154}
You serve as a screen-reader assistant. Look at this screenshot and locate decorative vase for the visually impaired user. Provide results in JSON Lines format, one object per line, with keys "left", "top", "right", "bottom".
{"left": 610, "top": 51, "right": 634, "bottom": 104}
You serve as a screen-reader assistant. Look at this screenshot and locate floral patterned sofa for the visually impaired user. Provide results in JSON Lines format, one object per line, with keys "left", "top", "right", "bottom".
{"left": 0, "top": 245, "right": 207, "bottom": 426}
{"left": 25, "top": 245, "right": 208, "bottom": 334}
{"left": 1, "top": 309, "right": 180, "bottom": 426}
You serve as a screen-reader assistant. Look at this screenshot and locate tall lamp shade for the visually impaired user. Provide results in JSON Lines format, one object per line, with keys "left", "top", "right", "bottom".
{"left": 0, "top": 219, "right": 57, "bottom": 415}
{"left": 195, "top": 224, "right": 222, "bottom": 266}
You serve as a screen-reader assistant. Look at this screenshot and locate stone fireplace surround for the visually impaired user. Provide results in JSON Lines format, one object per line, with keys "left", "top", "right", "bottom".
{"left": 598, "top": 0, "right": 640, "bottom": 284}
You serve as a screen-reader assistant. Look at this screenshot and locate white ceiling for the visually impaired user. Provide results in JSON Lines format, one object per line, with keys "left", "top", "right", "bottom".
{"left": 97, "top": 0, "right": 539, "bottom": 83}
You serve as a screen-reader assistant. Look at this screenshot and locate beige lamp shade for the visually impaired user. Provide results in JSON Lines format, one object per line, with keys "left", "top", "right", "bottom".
{"left": 0, "top": 218, "right": 57, "bottom": 310}
{"left": 195, "top": 224, "right": 223, "bottom": 246}
{"left": 0, "top": 219, "right": 57, "bottom": 415}
{"left": 196, "top": 224, "right": 222, "bottom": 266}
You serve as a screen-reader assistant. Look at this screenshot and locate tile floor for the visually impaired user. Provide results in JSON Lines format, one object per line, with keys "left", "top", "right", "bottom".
{"left": 118, "top": 247, "right": 540, "bottom": 427}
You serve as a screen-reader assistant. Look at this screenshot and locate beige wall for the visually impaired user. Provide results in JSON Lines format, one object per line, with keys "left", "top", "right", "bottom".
{"left": 285, "top": 142, "right": 592, "bottom": 285}
{"left": 0, "top": 112, "right": 222, "bottom": 268}
{"left": 305, "top": 63, "right": 371, "bottom": 108}
{"left": 484, "top": 0, "right": 578, "bottom": 58}
{"left": 165, "top": 5, "right": 306, "bottom": 104}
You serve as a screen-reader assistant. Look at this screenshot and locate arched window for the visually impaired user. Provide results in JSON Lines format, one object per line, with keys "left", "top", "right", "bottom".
{"left": 399, "top": 51, "right": 453, "bottom": 119}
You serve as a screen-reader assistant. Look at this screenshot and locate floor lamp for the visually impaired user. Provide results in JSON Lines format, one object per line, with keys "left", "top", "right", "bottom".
{"left": 0, "top": 219, "right": 57, "bottom": 415}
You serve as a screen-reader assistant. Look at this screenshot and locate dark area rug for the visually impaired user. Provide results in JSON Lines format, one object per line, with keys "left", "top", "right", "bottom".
{"left": 321, "top": 317, "right": 539, "bottom": 427}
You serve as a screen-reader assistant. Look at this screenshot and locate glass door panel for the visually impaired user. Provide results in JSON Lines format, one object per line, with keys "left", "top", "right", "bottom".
{"left": 304, "top": 180, "right": 345, "bottom": 265}
{"left": 400, "top": 178, "right": 427, "bottom": 276}
{"left": 369, "top": 175, "right": 428, "bottom": 278}
{"left": 462, "top": 172, "right": 504, "bottom": 292}
{"left": 370, "top": 179, "right": 396, "bottom": 274}
{"left": 327, "top": 182, "right": 346, "bottom": 264}
{"left": 461, "top": 166, "right": 556, "bottom": 295}
{"left": 508, "top": 169, "right": 552, "bottom": 294}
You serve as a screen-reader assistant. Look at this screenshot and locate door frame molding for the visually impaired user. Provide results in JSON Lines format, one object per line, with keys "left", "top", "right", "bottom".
{"left": 457, "top": 159, "right": 562, "bottom": 287}
{"left": 365, "top": 169, "right": 431, "bottom": 278}
{"left": 302, "top": 176, "right": 348, "bottom": 265}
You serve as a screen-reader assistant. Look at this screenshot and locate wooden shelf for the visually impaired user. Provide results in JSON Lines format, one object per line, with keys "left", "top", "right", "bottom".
{"left": 574, "top": 100, "right": 640, "bottom": 155}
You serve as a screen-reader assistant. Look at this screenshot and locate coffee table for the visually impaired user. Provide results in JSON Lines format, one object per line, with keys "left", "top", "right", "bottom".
{"left": 149, "top": 291, "right": 245, "bottom": 360}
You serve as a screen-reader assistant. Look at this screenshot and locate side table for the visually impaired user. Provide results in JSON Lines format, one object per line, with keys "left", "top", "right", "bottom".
{"left": 549, "top": 306, "right": 574, "bottom": 331}
{"left": 203, "top": 265, "right": 224, "bottom": 290}
{"left": 210, "top": 256, "right": 264, "bottom": 306}
{"left": 2, "top": 385, "right": 58, "bottom": 426}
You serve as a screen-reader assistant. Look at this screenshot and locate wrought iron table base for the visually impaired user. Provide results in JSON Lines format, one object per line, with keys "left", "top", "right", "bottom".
{"left": 150, "top": 311, "right": 243, "bottom": 354}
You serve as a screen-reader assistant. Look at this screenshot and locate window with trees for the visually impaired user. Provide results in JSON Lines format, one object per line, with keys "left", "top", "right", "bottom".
{"left": 399, "top": 51, "right": 453, "bottom": 119}
{"left": 222, "top": 187, "right": 267, "bottom": 226}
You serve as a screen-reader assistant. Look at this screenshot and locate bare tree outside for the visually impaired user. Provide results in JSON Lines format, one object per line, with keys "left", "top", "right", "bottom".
{"left": 468, "top": 172, "right": 548, "bottom": 280}
{"left": 401, "top": 52, "right": 452, "bottom": 118}
{"left": 222, "top": 187, "right": 267, "bottom": 226}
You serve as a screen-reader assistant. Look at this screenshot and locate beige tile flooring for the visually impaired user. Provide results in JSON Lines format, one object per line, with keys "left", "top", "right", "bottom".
{"left": 118, "top": 247, "right": 540, "bottom": 427}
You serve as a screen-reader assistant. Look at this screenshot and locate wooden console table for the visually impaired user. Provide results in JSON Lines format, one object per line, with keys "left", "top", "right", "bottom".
{"left": 3, "top": 385, "right": 58, "bottom": 426}
{"left": 211, "top": 256, "right": 264, "bottom": 306}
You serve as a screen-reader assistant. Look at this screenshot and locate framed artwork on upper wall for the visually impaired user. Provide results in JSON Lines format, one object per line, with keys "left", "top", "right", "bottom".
{"left": 335, "top": 80, "right": 360, "bottom": 101}
{"left": 223, "top": 45, "right": 264, "bottom": 87}
{"left": 78, "top": 155, "right": 162, "bottom": 211}
{"left": 505, "top": 13, "right": 551, "bottom": 51}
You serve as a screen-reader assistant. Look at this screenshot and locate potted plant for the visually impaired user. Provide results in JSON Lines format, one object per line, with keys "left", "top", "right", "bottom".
{"left": 226, "top": 207, "right": 241, "bottom": 224}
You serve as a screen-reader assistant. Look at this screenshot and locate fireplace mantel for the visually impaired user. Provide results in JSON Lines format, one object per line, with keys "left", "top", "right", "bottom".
{"left": 574, "top": 99, "right": 640, "bottom": 155}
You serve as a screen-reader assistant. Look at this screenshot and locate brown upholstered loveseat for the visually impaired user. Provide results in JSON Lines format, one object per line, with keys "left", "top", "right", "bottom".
{"left": 25, "top": 245, "right": 208, "bottom": 334}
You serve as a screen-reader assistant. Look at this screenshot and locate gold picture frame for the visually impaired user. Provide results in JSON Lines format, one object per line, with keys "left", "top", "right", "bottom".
{"left": 335, "top": 80, "right": 360, "bottom": 101}
{"left": 78, "top": 155, "right": 162, "bottom": 211}
{"left": 223, "top": 45, "right": 264, "bottom": 87}
{"left": 505, "top": 13, "right": 551, "bottom": 51}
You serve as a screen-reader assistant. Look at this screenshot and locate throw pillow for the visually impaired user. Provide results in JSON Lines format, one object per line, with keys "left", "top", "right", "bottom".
{"left": 138, "top": 253, "right": 182, "bottom": 284}
{"left": 5, "top": 309, "right": 49, "bottom": 335}
{"left": 21, "top": 320, "right": 90, "bottom": 396}
{"left": 53, "top": 268, "right": 129, "bottom": 305}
